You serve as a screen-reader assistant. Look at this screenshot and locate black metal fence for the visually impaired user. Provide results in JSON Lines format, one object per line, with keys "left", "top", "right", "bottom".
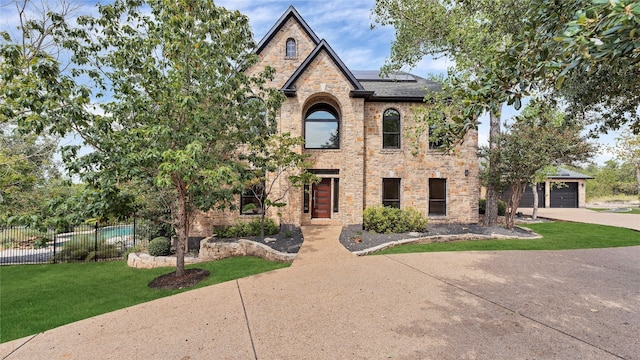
{"left": 0, "top": 218, "right": 165, "bottom": 265}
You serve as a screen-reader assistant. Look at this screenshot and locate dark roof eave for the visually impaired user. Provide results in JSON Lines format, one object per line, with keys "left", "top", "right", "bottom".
{"left": 548, "top": 175, "right": 594, "bottom": 180}
{"left": 349, "top": 90, "right": 375, "bottom": 99}
{"left": 281, "top": 89, "right": 296, "bottom": 97}
{"left": 365, "top": 96, "right": 426, "bottom": 102}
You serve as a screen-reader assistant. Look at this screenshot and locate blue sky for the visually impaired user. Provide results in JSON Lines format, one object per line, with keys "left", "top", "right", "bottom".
{"left": 1, "top": 0, "right": 620, "bottom": 164}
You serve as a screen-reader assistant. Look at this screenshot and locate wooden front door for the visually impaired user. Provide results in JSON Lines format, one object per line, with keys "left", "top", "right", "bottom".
{"left": 312, "top": 178, "right": 332, "bottom": 218}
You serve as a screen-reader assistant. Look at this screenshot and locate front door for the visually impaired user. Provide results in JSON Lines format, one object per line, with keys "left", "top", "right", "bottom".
{"left": 312, "top": 178, "right": 332, "bottom": 218}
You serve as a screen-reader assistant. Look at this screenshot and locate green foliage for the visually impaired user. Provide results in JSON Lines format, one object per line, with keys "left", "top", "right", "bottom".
{"left": 0, "top": 227, "right": 50, "bottom": 249}
{"left": 123, "top": 244, "right": 146, "bottom": 261}
{"left": 363, "top": 206, "right": 428, "bottom": 234}
{"left": 0, "top": 257, "right": 290, "bottom": 343}
{"left": 215, "top": 218, "right": 279, "bottom": 238}
{"left": 478, "top": 199, "right": 506, "bottom": 216}
{"left": 134, "top": 220, "right": 173, "bottom": 244}
{"left": 514, "top": 0, "right": 640, "bottom": 133}
{"left": 568, "top": 161, "right": 637, "bottom": 200}
{"left": 147, "top": 237, "right": 171, "bottom": 257}
{"left": 53, "top": 237, "right": 121, "bottom": 262}
{"left": 46, "top": 0, "right": 285, "bottom": 275}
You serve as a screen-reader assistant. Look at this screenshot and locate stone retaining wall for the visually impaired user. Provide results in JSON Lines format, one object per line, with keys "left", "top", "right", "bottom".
{"left": 199, "top": 238, "right": 295, "bottom": 263}
{"left": 127, "top": 238, "right": 296, "bottom": 269}
{"left": 127, "top": 252, "right": 202, "bottom": 269}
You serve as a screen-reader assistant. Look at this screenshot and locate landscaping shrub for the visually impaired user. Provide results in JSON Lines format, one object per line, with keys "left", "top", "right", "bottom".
{"left": 53, "top": 237, "right": 121, "bottom": 262}
{"left": 478, "top": 199, "right": 506, "bottom": 216}
{"left": 148, "top": 236, "right": 171, "bottom": 256}
{"left": 123, "top": 244, "right": 145, "bottom": 261}
{"left": 135, "top": 220, "right": 173, "bottom": 244}
{"left": 363, "top": 206, "right": 428, "bottom": 233}
{"left": 215, "top": 218, "right": 279, "bottom": 238}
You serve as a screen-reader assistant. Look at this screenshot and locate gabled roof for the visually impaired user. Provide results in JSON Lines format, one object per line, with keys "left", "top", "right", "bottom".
{"left": 353, "top": 70, "right": 441, "bottom": 101}
{"left": 281, "top": 40, "right": 372, "bottom": 98}
{"left": 548, "top": 167, "right": 594, "bottom": 180}
{"left": 255, "top": 6, "right": 320, "bottom": 54}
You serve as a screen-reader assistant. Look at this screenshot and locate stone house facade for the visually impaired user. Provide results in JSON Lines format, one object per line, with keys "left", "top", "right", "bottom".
{"left": 192, "top": 6, "right": 479, "bottom": 235}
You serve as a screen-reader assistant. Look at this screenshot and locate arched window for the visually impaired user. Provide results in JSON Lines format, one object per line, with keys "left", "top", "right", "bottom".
{"left": 304, "top": 104, "right": 339, "bottom": 149}
{"left": 285, "top": 38, "right": 296, "bottom": 58}
{"left": 383, "top": 108, "right": 400, "bottom": 149}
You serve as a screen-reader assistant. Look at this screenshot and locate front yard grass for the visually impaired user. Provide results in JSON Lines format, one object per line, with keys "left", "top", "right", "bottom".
{"left": 374, "top": 222, "right": 640, "bottom": 255}
{"left": 588, "top": 207, "right": 640, "bottom": 214}
{"left": 0, "top": 257, "right": 289, "bottom": 343}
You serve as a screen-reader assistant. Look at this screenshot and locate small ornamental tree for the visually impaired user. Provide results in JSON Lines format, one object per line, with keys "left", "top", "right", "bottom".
{"left": 242, "top": 133, "right": 318, "bottom": 238}
{"left": 484, "top": 101, "right": 594, "bottom": 228}
{"left": 57, "top": 0, "right": 284, "bottom": 276}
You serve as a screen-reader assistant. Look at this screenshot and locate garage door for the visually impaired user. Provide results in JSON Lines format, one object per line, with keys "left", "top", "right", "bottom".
{"left": 519, "top": 183, "right": 545, "bottom": 208}
{"left": 501, "top": 183, "right": 545, "bottom": 208}
{"left": 550, "top": 182, "right": 578, "bottom": 208}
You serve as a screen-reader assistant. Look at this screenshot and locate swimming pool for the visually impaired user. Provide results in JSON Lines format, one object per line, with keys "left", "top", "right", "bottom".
{"left": 99, "top": 225, "right": 134, "bottom": 239}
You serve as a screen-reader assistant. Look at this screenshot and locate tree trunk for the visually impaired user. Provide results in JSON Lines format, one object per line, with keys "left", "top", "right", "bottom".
{"left": 532, "top": 183, "right": 539, "bottom": 220}
{"left": 483, "top": 109, "right": 501, "bottom": 227}
{"left": 506, "top": 182, "right": 525, "bottom": 229}
{"left": 635, "top": 161, "right": 640, "bottom": 207}
{"left": 172, "top": 176, "right": 190, "bottom": 277}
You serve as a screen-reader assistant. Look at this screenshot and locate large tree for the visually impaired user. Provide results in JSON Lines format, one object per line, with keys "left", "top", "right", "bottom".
{"left": 487, "top": 102, "right": 594, "bottom": 228}
{"left": 373, "top": 0, "right": 535, "bottom": 226}
{"left": 56, "top": 0, "right": 284, "bottom": 276}
{"left": 517, "top": 0, "right": 640, "bottom": 133}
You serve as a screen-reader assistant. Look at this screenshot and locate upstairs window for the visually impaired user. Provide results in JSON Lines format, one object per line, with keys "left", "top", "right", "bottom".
{"left": 304, "top": 104, "right": 340, "bottom": 149}
{"left": 383, "top": 108, "right": 401, "bottom": 149}
{"left": 286, "top": 38, "right": 296, "bottom": 58}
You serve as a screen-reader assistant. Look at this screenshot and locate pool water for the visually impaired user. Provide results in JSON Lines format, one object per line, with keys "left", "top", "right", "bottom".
{"left": 99, "top": 225, "right": 134, "bottom": 239}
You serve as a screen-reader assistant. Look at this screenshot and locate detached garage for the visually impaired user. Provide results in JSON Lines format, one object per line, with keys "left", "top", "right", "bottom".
{"left": 502, "top": 168, "right": 592, "bottom": 208}
{"left": 547, "top": 168, "right": 592, "bottom": 208}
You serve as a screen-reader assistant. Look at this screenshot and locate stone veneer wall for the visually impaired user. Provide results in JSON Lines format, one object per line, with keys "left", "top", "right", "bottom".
{"left": 363, "top": 102, "right": 479, "bottom": 224}
{"left": 247, "top": 18, "right": 317, "bottom": 89}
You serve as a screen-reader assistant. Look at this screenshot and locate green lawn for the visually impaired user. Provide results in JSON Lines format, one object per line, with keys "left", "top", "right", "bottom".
{"left": 588, "top": 208, "right": 640, "bottom": 214}
{"left": 374, "top": 222, "right": 640, "bottom": 255}
{"left": 0, "top": 257, "right": 289, "bottom": 343}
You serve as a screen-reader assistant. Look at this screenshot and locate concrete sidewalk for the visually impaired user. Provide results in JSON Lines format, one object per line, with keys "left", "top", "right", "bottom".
{"left": 2, "top": 226, "right": 639, "bottom": 359}
{"left": 518, "top": 207, "right": 639, "bottom": 232}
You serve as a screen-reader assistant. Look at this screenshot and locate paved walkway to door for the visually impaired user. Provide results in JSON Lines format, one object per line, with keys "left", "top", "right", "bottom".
{"left": 518, "top": 207, "right": 640, "bottom": 231}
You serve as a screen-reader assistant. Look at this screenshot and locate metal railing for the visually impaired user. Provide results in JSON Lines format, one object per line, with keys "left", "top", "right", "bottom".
{"left": 0, "top": 218, "right": 164, "bottom": 265}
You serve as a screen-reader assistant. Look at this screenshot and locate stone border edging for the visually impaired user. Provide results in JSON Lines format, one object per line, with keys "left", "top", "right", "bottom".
{"left": 353, "top": 227, "right": 541, "bottom": 256}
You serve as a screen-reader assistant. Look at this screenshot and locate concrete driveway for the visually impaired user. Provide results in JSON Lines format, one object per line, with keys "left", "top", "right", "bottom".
{"left": 518, "top": 207, "right": 639, "bottom": 232}
{"left": 2, "top": 224, "right": 639, "bottom": 360}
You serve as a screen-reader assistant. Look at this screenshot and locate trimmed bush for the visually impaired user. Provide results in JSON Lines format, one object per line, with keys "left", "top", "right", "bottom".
{"left": 147, "top": 236, "right": 171, "bottom": 256}
{"left": 363, "top": 206, "right": 428, "bottom": 234}
{"left": 215, "top": 218, "right": 279, "bottom": 238}
{"left": 53, "top": 237, "right": 121, "bottom": 262}
{"left": 478, "top": 199, "right": 506, "bottom": 216}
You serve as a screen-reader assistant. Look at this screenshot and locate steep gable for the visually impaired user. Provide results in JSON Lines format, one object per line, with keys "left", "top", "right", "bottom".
{"left": 281, "top": 40, "right": 372, "bottom": 98}
{"left": 248, "top": 6, "right": 321, "bottom": 88}
{"left": 256, "top": 6, "right": 320, "bottom": 55}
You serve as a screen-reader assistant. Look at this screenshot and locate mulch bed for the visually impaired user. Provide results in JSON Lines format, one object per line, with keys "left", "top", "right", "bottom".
{"left": 148, "top": 268, "right": 210, "bottom": 290}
